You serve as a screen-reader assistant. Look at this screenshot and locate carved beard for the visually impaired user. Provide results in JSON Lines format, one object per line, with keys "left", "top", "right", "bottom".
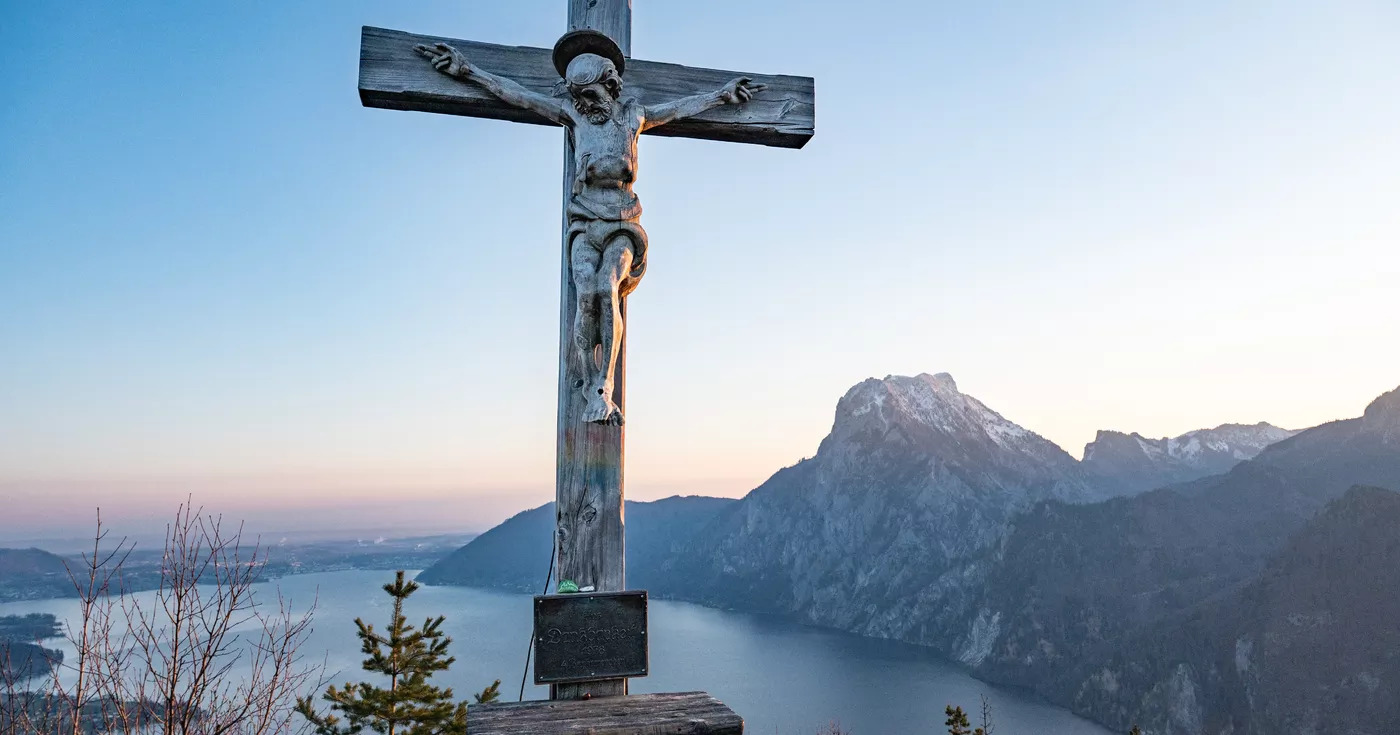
{"left": 574, "top": 97, "right": 614, "bottom": 125}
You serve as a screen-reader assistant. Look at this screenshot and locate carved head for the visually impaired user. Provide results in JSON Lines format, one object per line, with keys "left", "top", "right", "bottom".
{"left": 565, "top": 54, "right": 623, "bottom": 124}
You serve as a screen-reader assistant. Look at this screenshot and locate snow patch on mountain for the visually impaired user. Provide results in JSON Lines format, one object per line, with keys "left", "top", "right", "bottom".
{"left": 837, "top": 373, "right": 1041, "bottom": 453}
{"left": 1082, "top": 422, "right": 1298, "bottom": 495}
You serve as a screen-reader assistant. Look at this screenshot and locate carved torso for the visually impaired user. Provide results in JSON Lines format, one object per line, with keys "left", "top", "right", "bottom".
{"left": 409, "top": 35, "right": 777, "bottom": 427}
{"left": 569, "top": 98, "right": 645, "bottom": 221}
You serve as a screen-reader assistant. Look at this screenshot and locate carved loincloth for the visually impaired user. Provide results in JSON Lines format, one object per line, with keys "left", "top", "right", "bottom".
{"left": 566, "top": 192, "right": 648, "bottom": 296}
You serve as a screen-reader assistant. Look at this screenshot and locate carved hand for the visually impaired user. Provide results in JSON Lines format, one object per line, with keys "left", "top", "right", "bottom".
{"left": 414, "top": 42, "right": 474, "bottom": 79}
{"left": 717, "top": 77, "right": 767, "bottom": 105}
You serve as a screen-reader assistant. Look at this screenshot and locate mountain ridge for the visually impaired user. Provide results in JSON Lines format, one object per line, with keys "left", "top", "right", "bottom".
{"left": 0, "top": 548, "right": 73, "bottom": 602}
{"left": 419, "top": 373, "right": 1396, "bottom": 734}
{"left": 946, "top": 381, "right": 1400, "bottom": 733}
{"left": 1081, "top": 422, "right": 1297, "bottom": 495}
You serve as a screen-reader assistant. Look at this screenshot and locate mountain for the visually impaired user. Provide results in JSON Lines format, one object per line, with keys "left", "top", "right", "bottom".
{"left": 653, "top": 375, "right": 1397, "bottom": 733}
{"left": 1082, "top": 422, "right": 1297, "bottom": 495}
{"left": 0, "top": 548, "right": 73, "bottom": 602}
{"left": 0, "top": 549, "right": 67, "bottom": 577}
{"left": 416, "top": 496, "right": 734, "bottom": 592}
{"left": 438, "top": 374, "right": 1398, "bottom": 733}
{"left": 660, "top": 373, "right": 1109, "bottom": 638}
{"left": 953, "top": 385, "right": 1400, "bottom": 733}
{"left": 1061, "top": 486, "right": 1400, "bottom": 735}
{"left": 1209, "top": 485, "right": 1400, "bottom": 733}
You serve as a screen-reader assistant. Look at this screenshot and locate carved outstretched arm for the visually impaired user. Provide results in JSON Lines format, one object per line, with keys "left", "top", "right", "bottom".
{"left": 415, "top": 43, "right": 573, "bottom": 127}
{"left": 642, "top": 77, "right": 768, "bottom": 131}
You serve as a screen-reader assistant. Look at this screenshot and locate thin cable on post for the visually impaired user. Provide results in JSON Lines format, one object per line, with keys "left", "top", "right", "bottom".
{"left": 519, "top": 542, "right": 557, "bottom": 701}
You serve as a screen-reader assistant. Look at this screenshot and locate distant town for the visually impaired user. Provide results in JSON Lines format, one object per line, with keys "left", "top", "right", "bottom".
{"left": 0, "top": 533, "right": 475, "bottom": 603}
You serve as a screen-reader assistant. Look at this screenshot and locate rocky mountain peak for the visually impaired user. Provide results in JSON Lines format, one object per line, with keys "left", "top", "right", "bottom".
{"left": 831, "top": 373, "right": 1035, "bottom": 452}
{"left": 1085, "top": 422, "right": 1294, "bottom": 462}
{"left": 1081, "top": 422, "right": 1298, "bottom": 495}
{"left": 1082, "top": 430, "right": 1142, "bottom": 461}
{"left": 815, "top": 372, "right": 1111, "bottom": 512}
{"left": 920, "top": 371, "right": 960, "bottom": 393}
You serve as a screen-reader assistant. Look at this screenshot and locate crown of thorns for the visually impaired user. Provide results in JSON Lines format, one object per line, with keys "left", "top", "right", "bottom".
{"left": 552, "top": 30, "right": 626, "bottom": 78}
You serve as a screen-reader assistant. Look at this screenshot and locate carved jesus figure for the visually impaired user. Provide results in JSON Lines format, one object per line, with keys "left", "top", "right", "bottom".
{"left": 417, "top": 32, "right": 764, "bottom": 425}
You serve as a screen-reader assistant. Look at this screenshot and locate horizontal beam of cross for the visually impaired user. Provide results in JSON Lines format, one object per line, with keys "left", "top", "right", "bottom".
{"left": 359, "top": 26, "right": 815, "bottom": 149}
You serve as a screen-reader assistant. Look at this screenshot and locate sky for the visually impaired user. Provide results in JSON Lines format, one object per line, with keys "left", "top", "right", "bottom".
{"left": 2, "top": 0, "right": 1397, "bottom": 543}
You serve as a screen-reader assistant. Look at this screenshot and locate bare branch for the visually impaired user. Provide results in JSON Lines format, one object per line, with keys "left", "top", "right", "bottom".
{"left": 11, "top": 501, "right": 321, "bottom": 735}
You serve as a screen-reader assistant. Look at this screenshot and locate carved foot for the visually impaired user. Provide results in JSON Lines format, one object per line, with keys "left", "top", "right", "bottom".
{"left": 583, "top": 390, "right": 624, "bottom": 426}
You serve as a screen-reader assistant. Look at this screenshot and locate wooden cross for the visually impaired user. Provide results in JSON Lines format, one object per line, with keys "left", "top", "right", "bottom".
{"left": 358, "top": 0, "right": 813, "bottom": 703}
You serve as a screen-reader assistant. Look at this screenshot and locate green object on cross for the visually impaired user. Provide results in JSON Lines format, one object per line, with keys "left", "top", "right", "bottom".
{"left": 557, "top": 580, "right": 580, "bottom": 594}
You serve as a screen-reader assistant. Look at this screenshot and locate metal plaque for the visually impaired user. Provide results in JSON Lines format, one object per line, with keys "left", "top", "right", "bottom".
{"left": 533, "top": 590, "right": 648, "bottom": 684}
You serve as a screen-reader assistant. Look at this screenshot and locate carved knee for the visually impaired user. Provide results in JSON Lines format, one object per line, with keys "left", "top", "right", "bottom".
{"left": 579, "top": 280, "right": 611, "bottom": 306}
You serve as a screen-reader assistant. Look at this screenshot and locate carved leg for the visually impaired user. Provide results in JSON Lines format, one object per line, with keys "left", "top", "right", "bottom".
{"left": 570, "top": 233, "right": 603, "bottom": 376}
{"left": 582, "top": 235, "right": 634, "bottom": 426}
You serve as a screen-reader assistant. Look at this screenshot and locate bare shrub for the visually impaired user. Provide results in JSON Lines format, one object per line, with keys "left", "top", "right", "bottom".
{"left": 1, "top": 503, "right": 320, "bottom": 735}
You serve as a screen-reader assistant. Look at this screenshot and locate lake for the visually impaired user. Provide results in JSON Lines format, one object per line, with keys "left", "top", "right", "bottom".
{"left": 1, "top": 570, "right": 1112, "bottom": 735}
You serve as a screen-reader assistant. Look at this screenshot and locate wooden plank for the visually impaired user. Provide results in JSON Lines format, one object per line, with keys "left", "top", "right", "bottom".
{"left": 552, "top": 0, "right": 631, "bottom": 702}
{"left": 467, "top": 691, "right": 743, "bottom": 735}
{"left": 358, "top": 26, "right": 815, "bottom": 149}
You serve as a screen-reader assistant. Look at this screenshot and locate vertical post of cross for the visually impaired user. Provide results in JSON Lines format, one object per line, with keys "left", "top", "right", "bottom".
{"left": 552, "top": 0, "right": 632, "bottom": 701}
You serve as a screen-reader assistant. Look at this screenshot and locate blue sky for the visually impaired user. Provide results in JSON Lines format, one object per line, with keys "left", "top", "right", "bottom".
{"left": 2, "top": 0, "right": 1397, "bottom": 541}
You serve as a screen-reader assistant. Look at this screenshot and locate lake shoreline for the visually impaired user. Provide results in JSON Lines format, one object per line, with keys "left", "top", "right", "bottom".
{"left": 3, "top": 569, "right": 1113, "bottom": 735}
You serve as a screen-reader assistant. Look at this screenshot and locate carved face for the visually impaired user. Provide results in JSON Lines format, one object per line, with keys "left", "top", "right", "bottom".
{"left": 572, "top": 83, "right": 616, "bottom": 123}
{"left": 565, "top": 54, "right": 622, "bottom": 125}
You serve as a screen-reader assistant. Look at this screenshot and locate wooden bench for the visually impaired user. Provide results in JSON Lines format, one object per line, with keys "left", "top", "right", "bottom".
{"left": 467, "top": 692, "right": 742, "bottom": 734}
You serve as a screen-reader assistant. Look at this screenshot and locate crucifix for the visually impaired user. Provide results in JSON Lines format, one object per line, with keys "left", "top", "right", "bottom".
{"left": 359, "top": 0, "right": 813, "bottom": 712}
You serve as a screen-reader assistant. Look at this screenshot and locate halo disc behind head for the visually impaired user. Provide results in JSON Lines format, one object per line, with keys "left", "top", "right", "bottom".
{"left": 552, "top": 29, "right": 626, "bottom": 78}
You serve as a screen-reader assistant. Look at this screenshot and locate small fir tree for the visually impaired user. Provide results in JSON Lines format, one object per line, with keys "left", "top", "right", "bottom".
{"left": 1129, "top": 727, "right": 1143, "bottom": 735}
{"left": 945, "top": 705, "right": 972, "bottom": 735}
{"left": 296, "top": 571, "right": 495, "bottom": 735}
{"left": 945, "top": 703, "right": 992, "bottom": 735}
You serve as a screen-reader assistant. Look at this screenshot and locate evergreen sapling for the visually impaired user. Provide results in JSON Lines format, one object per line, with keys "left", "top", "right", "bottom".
{"left": 296, "top": 571, "right": 499, "bottom": 735}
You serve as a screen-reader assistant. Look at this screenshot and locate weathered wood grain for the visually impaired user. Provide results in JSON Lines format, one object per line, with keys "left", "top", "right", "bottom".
{"left": 358, "top": 26, "right": 814, "bottom": 149}
{"left": 567, "top": 0, "right": 631, "bottom": 54}
{"left": 467, "top": 691, "right": 743, "bottom": 735}
{"left": 553, "top": 0, "right": 632, "bottom": 702}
